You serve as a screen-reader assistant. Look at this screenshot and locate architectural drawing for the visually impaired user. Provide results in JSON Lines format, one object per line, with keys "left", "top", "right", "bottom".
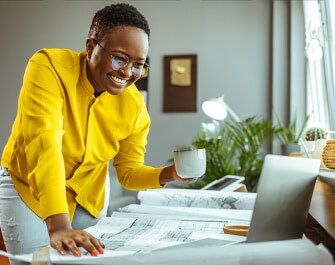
{"left": 138, "top": 189, "right": 256, "bottom": 210}
{"left": 85, "top": 214, "right": 243, "bottom": 254}
{"left": 119, "top": 204, "right": 253, "bottom": 222}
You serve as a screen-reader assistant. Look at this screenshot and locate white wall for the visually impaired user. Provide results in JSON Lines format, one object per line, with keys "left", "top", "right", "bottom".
{"left": 0, "top": 0, "right": 272, "bottom": 167}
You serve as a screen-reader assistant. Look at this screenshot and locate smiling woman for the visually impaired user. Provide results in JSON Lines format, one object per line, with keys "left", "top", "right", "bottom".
{"left": 0, "top": 3, "right": 197, "bottom": 262}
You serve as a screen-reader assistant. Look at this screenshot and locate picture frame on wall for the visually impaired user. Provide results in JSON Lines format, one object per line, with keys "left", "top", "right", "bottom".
{"left": 163, "top": 54, "right": 197, "bottom": 112}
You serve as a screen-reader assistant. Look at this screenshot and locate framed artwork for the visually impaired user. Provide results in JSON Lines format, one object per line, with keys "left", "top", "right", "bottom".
{"left": 163, "top": 54, "right": 197, "bottom": 112}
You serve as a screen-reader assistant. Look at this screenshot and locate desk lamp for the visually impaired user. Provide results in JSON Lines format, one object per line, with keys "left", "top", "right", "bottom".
{"left": 202, "top": 95, "right": 241, "bottom": 122}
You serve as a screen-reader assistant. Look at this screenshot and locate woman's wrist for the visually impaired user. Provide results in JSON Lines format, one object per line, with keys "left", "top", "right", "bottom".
{"left": 45, "top": 213, "right": 72, "bottom": 236}
{"left": 159, "top": 165, "right": 177, "bottom": 185}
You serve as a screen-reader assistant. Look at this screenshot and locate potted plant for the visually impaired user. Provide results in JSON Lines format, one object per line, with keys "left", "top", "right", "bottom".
{"left": 274, "top": 112, "right": 310, "bottom": 156}
{"left": 225, "top": 116, "right": 275, "bottom": 190}
{"left": 304, "top": 127, "right": 327, "bottom": 154}
{"left": 305, "top": 127, "right": 327, "bottom": 141}
{"left": 303, "top": 127, "right": 328, "bottom": 167}
{"left": 192, "top": 115, "right": 275, "bottom": 191}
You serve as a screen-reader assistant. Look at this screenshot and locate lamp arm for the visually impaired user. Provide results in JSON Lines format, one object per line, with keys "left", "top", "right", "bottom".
{"left": 224, "top": 102, "right": 241, "bottom": 122}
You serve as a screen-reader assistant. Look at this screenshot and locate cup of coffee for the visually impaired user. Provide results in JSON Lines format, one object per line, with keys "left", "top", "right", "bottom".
{"left": 173, "top": 148, "right": 206, "bottom": 178}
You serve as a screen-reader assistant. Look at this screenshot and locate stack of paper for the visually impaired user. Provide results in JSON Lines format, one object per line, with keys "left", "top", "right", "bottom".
{"left": 3, "top": 237, "right": 333, "bottom": 265}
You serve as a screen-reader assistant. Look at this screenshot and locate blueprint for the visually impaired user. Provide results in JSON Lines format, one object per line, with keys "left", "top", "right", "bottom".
{"left": 2, "top": 194, "right": 333, "bottom": 265}
{"left": 119, "top": 204, "right": 252, "bottom": 222}
{"left": 85, "top": 213, "right": 245, "bottom": 255}
{"left": 3, "top": 234, "right": 333, "bottom": 265}
{"left": 138, "top": 189, "right": 256, "bottom": 210}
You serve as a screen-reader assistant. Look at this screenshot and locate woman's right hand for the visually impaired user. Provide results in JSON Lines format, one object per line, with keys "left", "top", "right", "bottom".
{"left": 45, "top": 213, "right": 104, "bottom": 256}
{"left": 49, "top": 228, "right": 104, "bottom": 257}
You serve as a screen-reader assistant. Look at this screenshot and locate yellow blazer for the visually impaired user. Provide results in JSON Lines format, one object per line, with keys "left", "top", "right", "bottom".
{"left": 1, "top": 48, "right": 164, "bottom": 221}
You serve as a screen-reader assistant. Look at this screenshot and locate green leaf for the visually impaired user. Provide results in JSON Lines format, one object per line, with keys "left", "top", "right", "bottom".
{"left": 273, "top": 109, "right": 311, "bottom": 144}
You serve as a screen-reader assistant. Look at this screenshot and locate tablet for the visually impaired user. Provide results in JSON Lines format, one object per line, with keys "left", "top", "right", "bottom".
{"left": 201, "top": 175, "right": 245, "bottom": 191}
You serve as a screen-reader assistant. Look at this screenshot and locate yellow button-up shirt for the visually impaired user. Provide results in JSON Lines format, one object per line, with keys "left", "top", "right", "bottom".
{"left": 1, "top": 48, "right": 164, "bottom": 221}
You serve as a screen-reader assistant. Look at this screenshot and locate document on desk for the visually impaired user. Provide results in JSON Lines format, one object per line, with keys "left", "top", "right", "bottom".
{"left": 138, "top": 189, "right": 256, "bottom": 210}
{"left": 3, "top": 238, "right": 333, "bottom": 265}
{"left": 91, "top": 238, "right": 334, "bottom": 265}
{"left": 0, "top": 213, "right": 243, "bottom": 264}
{"left": 85, "top": 214, "right": 245, "bottom": 253}
{"left": 2, "top": 217, "right": 333, "bottom": 265}
{"left": 119, "top": 204, "right": 252, "bottom": 222}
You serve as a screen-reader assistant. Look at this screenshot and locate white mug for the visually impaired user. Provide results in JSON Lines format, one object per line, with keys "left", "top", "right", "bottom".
{"left": 173, "top": 148, "right": 206, "bottom": 178}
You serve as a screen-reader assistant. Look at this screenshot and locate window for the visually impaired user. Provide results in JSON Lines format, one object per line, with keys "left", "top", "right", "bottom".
{"left": 304, "top": 0, "right": 335, "bottom": 131}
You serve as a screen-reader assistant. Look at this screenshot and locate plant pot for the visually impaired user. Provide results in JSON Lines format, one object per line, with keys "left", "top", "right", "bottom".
{"left": 281, "top": 143, "right": 300, "bottom": 156}
{"left": 304, "top": 140, "right": 316, "bottom": 153}
{"left": 311, "top": 139, "right": 327, "bottom": 169}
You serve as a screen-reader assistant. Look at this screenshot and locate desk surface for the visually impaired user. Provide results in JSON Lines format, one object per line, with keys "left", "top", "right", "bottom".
{"left": 309, "top": 178, "right": 335, "bottom": 238}
{"left": 305, "top": 177, "right": 335, "bottom": 258}
{"left": 1, "top": 177, "right": 334, "bottom": 265}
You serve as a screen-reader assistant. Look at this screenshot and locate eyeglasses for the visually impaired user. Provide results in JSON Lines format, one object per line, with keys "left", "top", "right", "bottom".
{"left": 92, "top": 38, "right": 149, "bottom": 78}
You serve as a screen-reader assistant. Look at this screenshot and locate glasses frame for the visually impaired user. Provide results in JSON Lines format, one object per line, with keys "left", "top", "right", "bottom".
{"left": 92, "top": 38, "right": 149, "bottom": 78}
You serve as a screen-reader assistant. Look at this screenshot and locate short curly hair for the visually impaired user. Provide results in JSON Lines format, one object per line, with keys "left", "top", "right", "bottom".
{"left": 88, "top": 3, "right": 150, "bottom": 41}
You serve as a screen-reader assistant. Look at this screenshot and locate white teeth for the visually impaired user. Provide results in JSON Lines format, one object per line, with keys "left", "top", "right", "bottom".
{"left": 109, "top": 75, "right": 127, "bottom": 84}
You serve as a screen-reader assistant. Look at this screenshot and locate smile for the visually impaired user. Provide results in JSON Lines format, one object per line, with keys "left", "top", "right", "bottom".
{"left": 108, "top": 74, "right": 127, "bottom": 85}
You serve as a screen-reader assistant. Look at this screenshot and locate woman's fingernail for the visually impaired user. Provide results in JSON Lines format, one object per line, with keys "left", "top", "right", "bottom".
{"left": 60, "top": 250, "right": 65, "bottom": 255}
{"left": 92, "top": 249, "right": 99, "bottom": 256}
{"left": 98, "top": 248, "right": 104, "bottom": 254}
{"left": 75, "top": 251, "right": 81, "bottom": 257}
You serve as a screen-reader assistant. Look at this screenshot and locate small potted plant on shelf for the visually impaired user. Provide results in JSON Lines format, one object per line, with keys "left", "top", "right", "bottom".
{"left": 274, "top": 112, "right": 310, "bottom": 156}
{"left": 304, "top": 127, "right": 327, "bottom": 153}
{"left": 305, "top": 127, "right": 327, "bottom": 141}
{"left": 304, "top": 127, "right": 327, "bottom": 167}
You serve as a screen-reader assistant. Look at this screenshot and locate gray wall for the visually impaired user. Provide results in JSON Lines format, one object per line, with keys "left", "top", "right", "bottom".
{"left": 0, "top": 0, "right": 272, "bottom": 168}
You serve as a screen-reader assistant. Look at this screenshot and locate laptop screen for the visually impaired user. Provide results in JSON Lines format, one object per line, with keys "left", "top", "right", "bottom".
{"left": 246, "top": 154, "right": 320, "bottom": 243}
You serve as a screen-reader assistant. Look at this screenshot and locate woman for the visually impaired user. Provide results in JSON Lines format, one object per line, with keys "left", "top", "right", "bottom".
{"left": 0, "top": 3, "right": 195, "bottom": 259}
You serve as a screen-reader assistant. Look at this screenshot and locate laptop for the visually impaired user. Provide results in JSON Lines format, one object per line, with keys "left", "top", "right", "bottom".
{"left": 246, "top": 154, "right": 320, "bottom": 243}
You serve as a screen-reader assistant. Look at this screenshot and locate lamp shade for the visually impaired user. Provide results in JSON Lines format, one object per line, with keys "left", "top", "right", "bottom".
{"left": 201, "top": 97, "right": 227, "bottom": 121}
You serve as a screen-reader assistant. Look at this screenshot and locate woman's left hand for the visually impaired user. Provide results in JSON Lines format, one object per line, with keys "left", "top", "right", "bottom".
{"left": 159, "top": 165, "right": 198, "bottom": 185}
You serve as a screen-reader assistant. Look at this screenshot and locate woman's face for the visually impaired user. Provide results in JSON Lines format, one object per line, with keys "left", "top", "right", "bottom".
{"left": 86, "top": 26, "right": 149, "bottom": 95}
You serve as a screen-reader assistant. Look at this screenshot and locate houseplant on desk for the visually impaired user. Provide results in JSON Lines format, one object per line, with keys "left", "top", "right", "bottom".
{"left": 274, "top": 112, "right": 310, "bottom": 156}
{"left": 305, "top": 127, "right": 328, "bottom": 167}
{"left": 304, "top": 126, "right": 327, "bottom": 154}
{"left": 191, "top": 115, "right": 275, "bottom": 191}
